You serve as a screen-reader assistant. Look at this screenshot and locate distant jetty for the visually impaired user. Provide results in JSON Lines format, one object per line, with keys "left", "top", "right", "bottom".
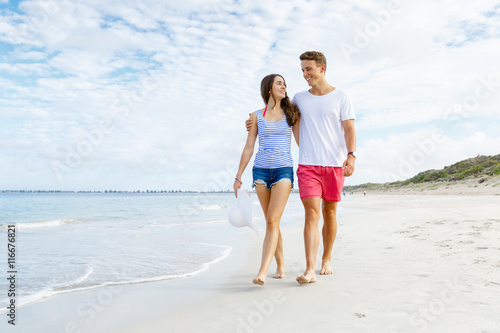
{"left": 0, "top": 190, "right": 231, "bottom": 194}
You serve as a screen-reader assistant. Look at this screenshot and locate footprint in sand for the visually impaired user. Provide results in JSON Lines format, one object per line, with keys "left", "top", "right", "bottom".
{"left": 473, "top": 259, "right": 488, "bottom": 264}
{"left": 415, "top": 273, "right": 429, "bottom": 278}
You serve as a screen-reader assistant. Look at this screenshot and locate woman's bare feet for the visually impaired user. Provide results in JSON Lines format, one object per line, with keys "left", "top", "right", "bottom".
{"left": 273, "top": 267, "right": 286, "bottom": 279}
{"left": 320, "top": 261, "right": 333, "bottom": 275}
{"left": 252, "top": 276, "right": 266, "bottom": 285}
{"left": 296, "top": 269, "right": 317, "bottom": 284}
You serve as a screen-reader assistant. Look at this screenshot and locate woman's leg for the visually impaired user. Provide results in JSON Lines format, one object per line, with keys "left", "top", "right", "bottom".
{"left": 273, "top": 230, "right": 286, "bottom": 278}
{"left": 253, "top": 181, "right": 292, "bottom": 284}
{"left": 254, "top": 182, "right": 271, "bottom": 216}
{"left": 252, "top": 183, "right": 271, "bottom": 285}
{"left": 254, "top": 181, "right": 286, "bottom": 279}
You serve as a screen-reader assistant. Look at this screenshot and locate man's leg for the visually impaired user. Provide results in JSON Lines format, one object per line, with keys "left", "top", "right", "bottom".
{"left": 320, "top": 166, "right": 343, "bottom": 275}
{"left": 296, "top": 196, "right": 322, "bottom": 284}
{"left": 321, "top": 199, "right": 338, "bottom": 275}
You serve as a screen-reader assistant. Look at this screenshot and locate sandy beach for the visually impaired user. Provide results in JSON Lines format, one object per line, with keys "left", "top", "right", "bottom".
{"left": 3, "top": 189, "right": 499, "bottom": 333}
{"left": 118, "top": 189, "right": 499, "bottom": 333}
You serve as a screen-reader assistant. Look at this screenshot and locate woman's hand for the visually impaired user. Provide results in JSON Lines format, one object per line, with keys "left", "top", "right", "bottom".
{"left": 233, "top": 179, "right": 242, "bottom": 197}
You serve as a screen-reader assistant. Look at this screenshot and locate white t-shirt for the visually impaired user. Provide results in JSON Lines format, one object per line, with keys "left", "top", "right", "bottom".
{"left": 292, "top": 88, "right": 355, "bottom": 167}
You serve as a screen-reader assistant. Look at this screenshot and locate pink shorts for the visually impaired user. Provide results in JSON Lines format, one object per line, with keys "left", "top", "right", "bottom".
{"left": 297, "top": 164, "right": 345, "bottom": 202}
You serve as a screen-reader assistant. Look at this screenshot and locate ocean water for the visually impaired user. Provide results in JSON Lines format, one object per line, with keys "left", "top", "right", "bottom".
{"left": 0, "top": 191, "right": 306, "bottom": 310}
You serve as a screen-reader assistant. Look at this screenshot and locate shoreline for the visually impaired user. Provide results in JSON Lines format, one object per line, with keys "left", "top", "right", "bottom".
{"left": 0, "top": 228, "right": 259, "bottom": 333}
{"left": 0, "top": 244, "right": 233, "bottom": 314}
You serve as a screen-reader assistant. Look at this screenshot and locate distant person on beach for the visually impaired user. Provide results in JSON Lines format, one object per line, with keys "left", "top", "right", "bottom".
{"left": 246, "top": 51, "right": 356, "bottom": 284}
{"left": 364, "top": 190, "right": 367, "bottom": 196}
{"left": 233, "top": 74, "right": 300, "bottom": 285}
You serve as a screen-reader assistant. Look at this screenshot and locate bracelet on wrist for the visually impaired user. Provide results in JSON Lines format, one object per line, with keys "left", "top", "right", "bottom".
{"left": 235, "top": 178, "right": 242, "bottom": 185}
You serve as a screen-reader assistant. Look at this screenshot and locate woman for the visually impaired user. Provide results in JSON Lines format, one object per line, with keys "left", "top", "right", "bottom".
{"left": 233, "top": 74, "right": 300, "bottom": 285}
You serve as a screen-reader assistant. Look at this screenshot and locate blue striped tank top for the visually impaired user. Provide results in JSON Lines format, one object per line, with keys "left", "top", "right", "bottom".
{"left": 253, "top": 109, "right": 293, "bottom": 168}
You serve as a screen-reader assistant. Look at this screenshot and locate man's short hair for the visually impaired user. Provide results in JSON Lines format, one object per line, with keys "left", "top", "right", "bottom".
{"left": 300, "top": 51, "right": 327, "bottom": 72}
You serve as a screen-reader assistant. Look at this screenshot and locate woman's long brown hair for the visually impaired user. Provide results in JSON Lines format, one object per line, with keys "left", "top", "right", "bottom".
{"left": 260, "top": 74, "right": 300, "bottom": 126}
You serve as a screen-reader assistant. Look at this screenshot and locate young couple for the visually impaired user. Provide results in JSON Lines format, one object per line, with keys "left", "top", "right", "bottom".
{"left": 233, "top": 51, "right": 357, "bottom": 285}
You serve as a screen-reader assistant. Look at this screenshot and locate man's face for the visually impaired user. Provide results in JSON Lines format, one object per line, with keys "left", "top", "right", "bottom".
{"left": 301, "top": 60, "right": 323, "bottom": 86}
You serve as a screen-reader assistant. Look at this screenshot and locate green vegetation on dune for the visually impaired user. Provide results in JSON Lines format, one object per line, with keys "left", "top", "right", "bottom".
{"left": 344, "top": 154, "right": 500, "bottom": 192}
{"left": 403, "top": 154, "right": 500, "bottom": 184}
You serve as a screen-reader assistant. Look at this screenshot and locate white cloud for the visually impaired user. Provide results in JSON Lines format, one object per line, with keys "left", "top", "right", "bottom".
{"left": 353, "top": 127, "right": 500, "bottom": 185}
{"left": 0, "top": 0, "right": 499, "bottom": 190}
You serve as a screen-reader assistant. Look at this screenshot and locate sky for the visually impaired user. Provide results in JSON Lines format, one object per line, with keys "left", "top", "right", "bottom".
{"left": 0, "top": 0, "right": 499, "bottom": 191}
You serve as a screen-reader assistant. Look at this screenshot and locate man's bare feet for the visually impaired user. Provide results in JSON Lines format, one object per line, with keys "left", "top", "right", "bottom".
{"left": 296, "top": 270, "right": 317, "bottom": 284}
{"left": 273, "top": 267, "right": 286, "bottom": 279}
{"left": 252, "top": 277, "right": 265, "bottom": 285}
{"left": 320, "top": 261, "right": 333, "bottom": 275}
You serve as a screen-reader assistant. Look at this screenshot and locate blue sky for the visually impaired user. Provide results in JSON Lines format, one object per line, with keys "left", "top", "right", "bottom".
{"left": 1, "top": 0, "right": 499, "bottom": 191}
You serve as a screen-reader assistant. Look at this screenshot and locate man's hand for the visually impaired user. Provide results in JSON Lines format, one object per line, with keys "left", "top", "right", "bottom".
{"left": 245, "top": 113, "right": 253, "bottom": 131}
{"left": 342, "top": 155, "right": 355, "bottom": 177}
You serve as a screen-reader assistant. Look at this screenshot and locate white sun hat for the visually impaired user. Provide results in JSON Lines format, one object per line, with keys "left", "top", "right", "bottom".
{"left": 228, "top": 189, "right": 258, "bottom": 235}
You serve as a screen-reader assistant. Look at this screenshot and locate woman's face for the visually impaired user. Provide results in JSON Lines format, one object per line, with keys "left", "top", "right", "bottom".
{"left": 270, "top": 76, "right": 286, "bottom": 101}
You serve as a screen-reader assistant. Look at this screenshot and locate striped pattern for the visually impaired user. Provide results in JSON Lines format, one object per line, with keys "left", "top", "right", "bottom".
{"left": 253, "top": 109, "right": 293, "bottom": 168}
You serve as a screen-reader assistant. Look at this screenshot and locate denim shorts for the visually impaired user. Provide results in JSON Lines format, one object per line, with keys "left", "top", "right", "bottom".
{"left": 252, "top": 167, "right": 294, "bottom": 190}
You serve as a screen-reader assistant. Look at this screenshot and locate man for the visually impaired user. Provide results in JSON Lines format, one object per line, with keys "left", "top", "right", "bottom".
{"left": 247, "top": 51, "right": 356, "bottom": 284}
